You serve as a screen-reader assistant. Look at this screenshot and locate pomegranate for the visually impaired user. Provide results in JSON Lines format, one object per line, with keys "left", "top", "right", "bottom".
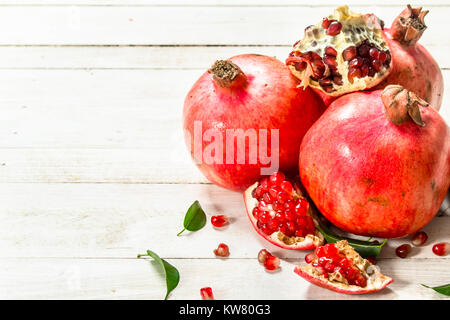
{"left": 244, "top": 171, "right": 324, "bottom": 250}
{"left": 295, "top": 241, "right": 393, "bottom": 294}
{"left": 183, "top": 54, "right": 325, "bottom": 191}
{"left": 376, "top": 6, "right": 444, "bottom": 110}
{"left": 299, "top": 85, "right": 450, "bottom": 238}
{"left": 287, "top": 6, "right": 391, "bottom": 97}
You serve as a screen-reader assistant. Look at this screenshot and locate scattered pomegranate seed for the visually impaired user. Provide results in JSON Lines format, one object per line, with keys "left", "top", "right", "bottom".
{"left": 366, "top": 256, "right": 377, "bottom": 265}
{"left": 395, "top": 244, "right": 411, "bottom": 258}
{"left": 326, "top": 21, "right": 342, "bottom": 36}
{"left": 200, "top": 287, "right": 215, "bottom": 300}
{"left": 258, "top": 249, "right": 270, "bottom": 264}
{"left": 432, "top": 242, "right": 449, "bottom": 256}
{"left": 411, "top": 231, "right": 428, "bottom": 246}
{"left": 214, "top": 243, "right": 230, "bottom": 257}
{"left": 211, "top": 215, "right": 228, "bottom": 228}
{"left": 264, "top": 254, "right": 280, "bottom": 271}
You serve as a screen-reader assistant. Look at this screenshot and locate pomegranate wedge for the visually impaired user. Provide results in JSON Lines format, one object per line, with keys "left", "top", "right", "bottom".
{"left": 295, "top": 241, "right": 392, "bottom": 294}
{"left": 244, "top": 172, "right": 324, "bottom": 250}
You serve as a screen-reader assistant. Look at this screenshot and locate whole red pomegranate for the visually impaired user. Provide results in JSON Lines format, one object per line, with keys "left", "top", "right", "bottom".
{"left": 183, "top": 54, "right": 325, "bottom": 191}
{"left": 376, "top": 5, "right": 444, "bottom": 110}
{"left": 299, "top": 85, "right": 450, "bottom": 238}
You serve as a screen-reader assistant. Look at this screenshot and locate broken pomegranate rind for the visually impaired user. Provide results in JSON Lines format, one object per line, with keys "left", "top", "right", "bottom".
{"left": 295, "top": 240, "right": 392, "bottom": 294}
{"left": 244, "top": 181, "right": 324, "bottom": 250}
{"left": 287, "top": 5, "right": 391, "bottom": 97}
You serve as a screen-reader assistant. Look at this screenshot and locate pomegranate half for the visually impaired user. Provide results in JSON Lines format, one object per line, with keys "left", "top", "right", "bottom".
{"left": 299, "top": 85, "right": 450, "bottom": 238}
{"left": 244, "top": 172, "right": 324, "bottom": 250}
{"left": 183, "top": 54, "right": 325, "bottom": 191}
{"left": 295, "top": 241, "right": 393, "bottom": 294}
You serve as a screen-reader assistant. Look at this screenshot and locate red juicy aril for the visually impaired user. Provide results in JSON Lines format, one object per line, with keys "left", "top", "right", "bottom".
{"left": 299, "top": 85, "right": 450, "bottom": 238}
{"left": 183, "top": 54, "right": 325, "bottom": 191}
{"left": 376, "top": 6, "right": 444, "bottom": 110}
{"left": 295, "top": 241, "right": 392, "bottom": 294}
{"left": 286, "top": 6, "right": 391, "bottom": 101}
{"left": 243, "top": 172, "right": 324, "bottom": 250}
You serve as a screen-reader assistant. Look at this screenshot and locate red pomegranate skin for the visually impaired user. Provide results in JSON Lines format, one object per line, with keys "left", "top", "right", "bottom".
{"left": 183, "top": 54, "right": 325, "bottom": 191}
{"left": 376, "top": 30, "right": 444, "bottom": 111}
{"left": 299, "top": 90, "right": 450, "bottom": 238}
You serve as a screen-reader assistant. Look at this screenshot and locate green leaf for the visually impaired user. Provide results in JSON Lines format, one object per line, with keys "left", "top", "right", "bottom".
{"left": 316, "top": 223, "right": 387, "bottom": 257}
{"left": 137, "top": 250, "right": 180, "bottom": 300}
{"left": 422, "top": 283, "right": 450, "bottom": 296}
{"left": 177, "top": 200, "right": 207, "bottom": 236}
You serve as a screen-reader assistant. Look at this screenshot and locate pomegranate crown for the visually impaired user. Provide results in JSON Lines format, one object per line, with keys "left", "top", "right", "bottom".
{"left": 390, "top": 5, "right": 428, "bottom": 46}
{"left": 381, "top": 85, "right": 429, "bottom": 126}
{"left": 208, "top": 60, "right": 247, "bottom": 89}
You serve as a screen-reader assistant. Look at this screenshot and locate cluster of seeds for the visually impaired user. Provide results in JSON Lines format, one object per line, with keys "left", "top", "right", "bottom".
{"left": 258, "top": 249, "right": 280, "bottom": 271}
{"left": 251, "top": 172, "right": 316, "bottom": 238}
{"left": 342, "top": 40, "right": 391, "bottom": 83}
{"left": 308, "top": 243, "right": 368, "bottom": 287}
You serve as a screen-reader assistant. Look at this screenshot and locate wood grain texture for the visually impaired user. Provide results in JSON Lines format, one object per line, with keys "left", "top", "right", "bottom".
{"left": 0, "top": 1, "right": 449, "bottom": 300}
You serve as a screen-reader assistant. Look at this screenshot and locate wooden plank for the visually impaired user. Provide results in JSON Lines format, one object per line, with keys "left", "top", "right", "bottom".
{"left": 0, "top": 183, "right": 447, "bottom": 259}
{"left": 0, "top": 6, "right": 447, "bottom": 45}
{"left": 0, "top": 69, "right": 448, "bottom": 184}
{"left": 1, "top": 45, "right": 449, "bottom": 69}
{"left": 2, "top": 1, "right": 450, "bottom": 7}
{"left": 0, "top": 257, "right": 448, "bottom": 299}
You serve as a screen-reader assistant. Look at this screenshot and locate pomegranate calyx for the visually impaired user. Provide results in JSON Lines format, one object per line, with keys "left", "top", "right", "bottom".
{"left": 381, "top": 84, "right": 429, "bottom": 126}
{"left": 208, "top": 60, "right": 247, "bottom": 89}
{"left": 391, "top": 5, "right": 428, "bottom": 47}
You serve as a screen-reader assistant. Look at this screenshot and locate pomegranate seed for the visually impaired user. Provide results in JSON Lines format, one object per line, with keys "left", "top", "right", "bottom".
{"left": 284, "top": 209, "right": 296, "bottom": 221}
{"left": 411, "top": 231, "right": 428, "bottom": 246}
{"left": 372, "top": 59, "right": 382, "bottom": 72}
{"left": 258, "top": 200, "right": 268, "bottom": 211}
{"left": 342, "top": 46, "right": 357, "bottom": 61}
{"left": 295, "top": 228, "right": 307, "bottom": 237}
{"left": 323, "top": 243, "right": 339, "bottom": 257}
{"left": 349, "top": 57, "right": 363, "bottom": 68}
{"left": 264, "top": 254, "right": 280, "bottom": 271}
{"left": 378, "top": 51, "right": 387, "bottom": 63}
{"left": 355, "top": 275, "right": 367, "bottom": 287}
{"left": 269, "top": 172, "right": 285, "bottom": 185}
{"left": 262, "top": 192, "right": 274, "bottom": 204}
{"left": 358, "top": 44, "right": 370, "bottom": 57}
{"left": 311, "top": 60, "right": 325, "bottom": 78}
{"left": 305, "top": 252, "right": 316, "bottom": 264}
{"left": 338, "top": 257, "right": 350, "bottom": 269}
{"left": 272, "top": 200, "right": 284, "bottom": 212}
{"left": 268, "top": 185, "right": 281, "bottom": 199}
{"left": 211, "top": 215, "right": 228, "bottom": 228}
{"left": 252, "top": 207, "right": 260, "bottom": 219}
{"left": 267, "top": 218, "right": 280, "bottom": 231}
{"left": 258, "top": 211, "right": 270, "bottom": 224}
{"left": 323, "top": 55, "right": 337, "bottom": 67}
{"left": 395, "top": 244, "right": 411, "bottom": 258}
{"left": 322, "top": 18, "right": 331, "bottom": 29}
{"left": 284, "top": 200, "right": 295, "bottom": 211}
{"left": 258, "top": 249, "right": 270, "bottom": 263}
{"left": 348, "top": 67, "right": 361, "bottom": 83}
{"left": 333, "top": 75, "right": 343, "bottom": 85}
{"left": 368, "top": 67, "right": 375, "bottom": 77}
{"left": 432, "top": 242, "right": 449, "bottom": 256}
{"left": 280, "top": 180, "right": 293, "bottom": 193}
{"left": 326, "top": 21, "right": 342, "bottom": 36}
{"left": 260, "top": 224, "right": 274, "bottom": 235}
{"left": 315, "top": 246, "right": 326, "bottom": 258}
{"left": 294, "top": 200, "right": 308, "bottom": 216}
{"left": 214, "top": 243, "right": 230, "bottom": 257}
{"left": 316, "top": 266, "right": 327, "bottom": 277}
{"left": 277, "top": 191, "right": 290, "bottom": 204}
{"left": 252, "top": 186, "right": 264, "bottom": 199}
{"left": 369, "top": 48, "right": 379, "bottom": 59}
{"left": 360, "top": 64, "right": 369, "bottom": 77}
{"left": 366, "top": 256, "right": 377, "bottom": 265}
{"left": 294, "top": 61, "right": 307, "bottom": 71}
{"left": 324, "top": 261, "right": 336, "bottom": 273}
{"left": 325, "top": 46, "right": 337, "bottom": 57}
{"left": 200, "top": 287, "right": 214, "bottom": 300}
{"left": 275, "top": 211, "right": 286, "bottom": 222}
{"left": 286, "top": 221, "right": 297, "bottom": 234}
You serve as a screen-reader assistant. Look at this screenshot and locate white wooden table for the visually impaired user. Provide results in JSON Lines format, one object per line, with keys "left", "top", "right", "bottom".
{"left": 0, "top": 0, "right": 449, "bottom": 300}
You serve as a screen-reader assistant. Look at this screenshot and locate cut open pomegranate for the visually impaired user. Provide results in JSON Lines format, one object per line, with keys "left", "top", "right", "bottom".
{"left": 295, "top": 241, "right": 392, "bottom": 294}
{"left": 286, "top": 6, "right": 391, "bottom": 97}
{"left": 244, "top": 172, "right": 324, "bottom": 250}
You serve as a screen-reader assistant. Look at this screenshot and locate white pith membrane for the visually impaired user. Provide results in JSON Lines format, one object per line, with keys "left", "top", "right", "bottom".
{"left": 287, "top": 5, "right": 391, "bottom": 96}
{"left": 244, "top": 182, "right": 324, "bottom": 249}
{"left": 297, "top": 240, "right": 392, "bottom": 293}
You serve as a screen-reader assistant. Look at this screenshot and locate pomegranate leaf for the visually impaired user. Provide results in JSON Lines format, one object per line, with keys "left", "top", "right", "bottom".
{"left": 137, "top": 250, "right": 180, "bottom": 300}
{"left": 422, "top": 284, "right": 450, "bottom": 296}
{"left": 177, "top": 200, "right": 207, "bottom": 236}
{"left": 317, "top": 224, "right": 387, "bottom": 257}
